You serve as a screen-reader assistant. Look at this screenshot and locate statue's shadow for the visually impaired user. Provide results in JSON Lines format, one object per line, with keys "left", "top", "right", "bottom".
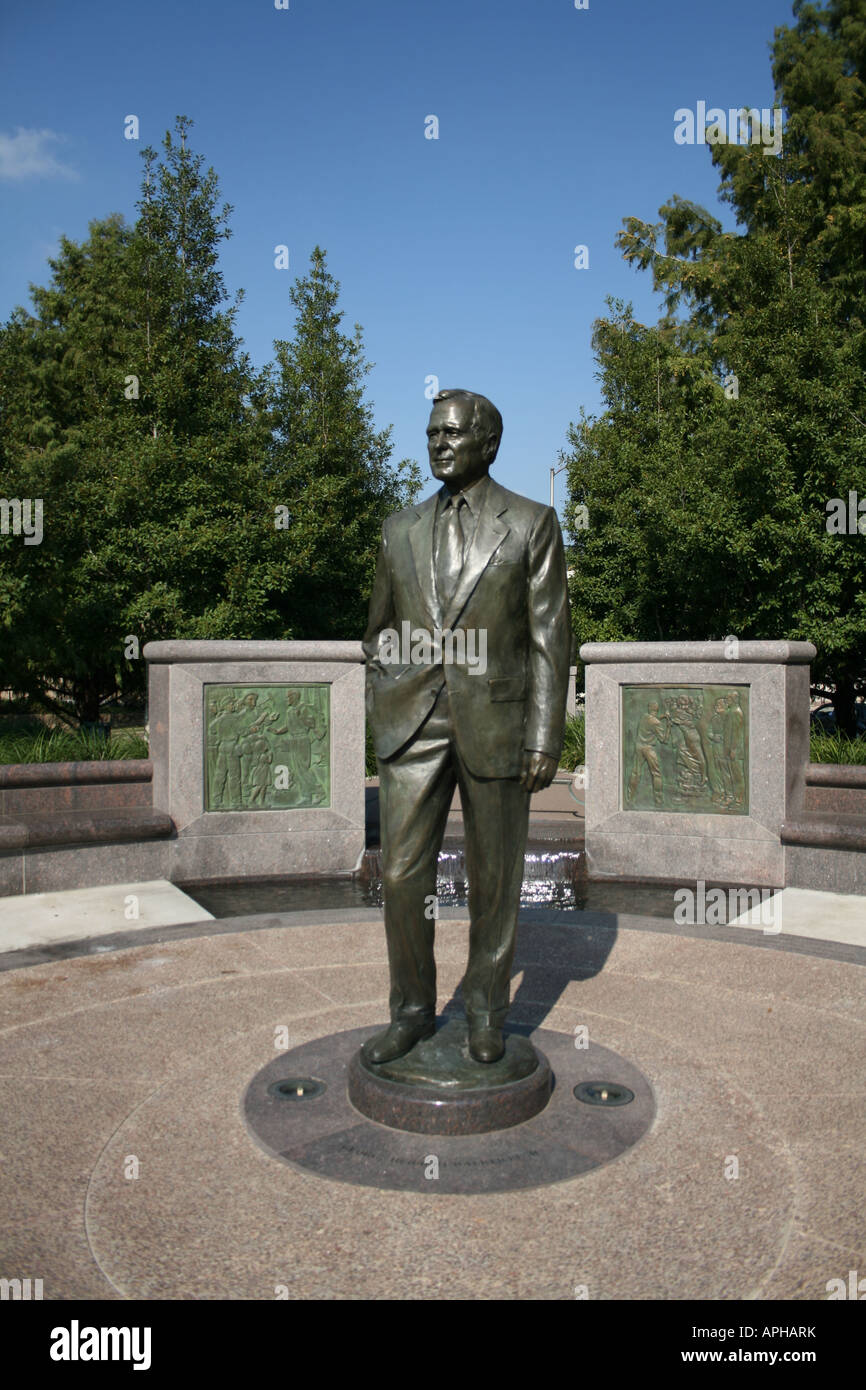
{"left": 438, "top": 911, "right": 618, "bottom": 1035}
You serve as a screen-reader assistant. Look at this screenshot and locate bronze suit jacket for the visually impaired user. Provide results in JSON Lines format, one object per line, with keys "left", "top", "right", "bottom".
{"left": 363, "top": 475, "right": 571, "bottom": 778}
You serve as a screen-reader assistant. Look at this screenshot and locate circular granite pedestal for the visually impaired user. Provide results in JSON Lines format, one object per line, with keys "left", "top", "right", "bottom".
{"left": 243, "top": 1021, "right": 655, "bottom": 1194}
{"left": 349, "top": 1018, "right": 551, "bottom": 1134}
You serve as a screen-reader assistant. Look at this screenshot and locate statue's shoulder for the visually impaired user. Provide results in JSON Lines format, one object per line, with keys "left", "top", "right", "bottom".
{"left": 382, "top": 492, "right": 438, "bottom": 537}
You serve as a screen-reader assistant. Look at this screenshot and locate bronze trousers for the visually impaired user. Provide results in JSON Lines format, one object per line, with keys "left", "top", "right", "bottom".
{"left": 377, "top": 685, "right": 531, "bottom": 1028}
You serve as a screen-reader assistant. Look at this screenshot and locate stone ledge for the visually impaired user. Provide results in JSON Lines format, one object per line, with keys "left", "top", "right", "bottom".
{"left": 0, "top": 759, "right": 152, "bottom": 788}
{"left": 805, "top": 762, "right": 866, "bottom": 789}
{"left": 0, "top": 808, "right": 173, "bottom": 851}
{"left": 143, "top": 640, "right": 364, "bottom": 663}
{"left": 781, "top": 812, "right": 866, "bottom": 853}
{"left": 579, "top": 640, "right": 816, "bottom": 664}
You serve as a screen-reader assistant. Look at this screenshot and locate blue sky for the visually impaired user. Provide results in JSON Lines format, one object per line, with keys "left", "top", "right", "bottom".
{"left": 1, "top": 0, "right": 796, "bottom": 510}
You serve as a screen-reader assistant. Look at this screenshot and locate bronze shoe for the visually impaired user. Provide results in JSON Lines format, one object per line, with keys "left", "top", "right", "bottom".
{"left": 468, "top": 1022, "right": 505, "bottom": 1064}
{"left": 362, "top": 1018, "right": 435, "bottom": 1064}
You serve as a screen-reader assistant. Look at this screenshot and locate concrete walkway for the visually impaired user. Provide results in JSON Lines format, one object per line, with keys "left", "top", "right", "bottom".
{"left": 0, "top": 880, "right": 213, "bottom": 953}
{"left": 0, "top": 911, "right": 863, "bottom": 1300}
{"left": 729, "top": 887, "right": 866, "bottom": 948}
{"left": 0, "top": 879, "right": 864, "bottom": 957}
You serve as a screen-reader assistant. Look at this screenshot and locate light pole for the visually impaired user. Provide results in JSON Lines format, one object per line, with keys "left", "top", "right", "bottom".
{"left": 550, "top": 461, "right": 569, "bottom": 509}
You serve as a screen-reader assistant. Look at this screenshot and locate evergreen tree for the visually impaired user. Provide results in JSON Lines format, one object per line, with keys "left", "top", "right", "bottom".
{"left": 0, "top": 128, "right": 421, "bottom": 725}
{"left": 0, "top": 118, "right": 273, "bottom": 724}
{"left": 265, "top": 247, "right": 421, "bottom": 639}
{"left": 0, "top": 213, "right": 144, "bottom": 724}
{"left": 564, "top": 0, "right": 866, "bottom": 731}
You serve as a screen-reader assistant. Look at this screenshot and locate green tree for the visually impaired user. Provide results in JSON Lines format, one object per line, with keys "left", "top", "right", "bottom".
{"left": 265, "top": 247, "right": 421, "bottom": 639}
{"left": 564, "top": 0, "right": 866, "bottom": 732}
{"left": 565, "top": 299, "right": 748, "bottom": 646}
{"left": 0, "top": 118, "right": 274, "bottom": 725}
{"left": 0, "top": 213, "right": 145, "bottom": 724}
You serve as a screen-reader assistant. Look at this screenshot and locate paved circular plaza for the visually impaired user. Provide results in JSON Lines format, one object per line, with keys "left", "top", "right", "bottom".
{"left": 0, "top": 902, "right": 863, "bottom": 1301}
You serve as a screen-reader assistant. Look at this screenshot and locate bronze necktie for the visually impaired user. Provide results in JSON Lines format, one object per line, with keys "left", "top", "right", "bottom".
{"left": 436, "top": 495, "right": 467, "bottom": 605}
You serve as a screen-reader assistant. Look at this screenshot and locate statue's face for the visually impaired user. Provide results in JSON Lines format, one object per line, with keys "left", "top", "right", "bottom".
{"left": 427, "top": 398, "right": 494, "bottom": 492}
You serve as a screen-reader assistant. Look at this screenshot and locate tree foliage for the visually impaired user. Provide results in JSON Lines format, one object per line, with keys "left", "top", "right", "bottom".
{"left": 564, "top": 0, "right": 866, "bottom": 731}
{"left": 0, "top": 119, "right": 416, "bottom": 723}
{"left": 264, "top": 247, "right": 421, "bottom": 639}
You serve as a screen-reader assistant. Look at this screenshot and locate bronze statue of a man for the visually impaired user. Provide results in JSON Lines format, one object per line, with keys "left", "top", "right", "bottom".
{"left": 363, "top": 389, "right": 571, "bottom": 1065}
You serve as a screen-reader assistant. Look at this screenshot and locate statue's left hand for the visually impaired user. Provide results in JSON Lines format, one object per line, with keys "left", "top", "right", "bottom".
{"left": 519, "top": 750, "right": 558, "bottom": 793}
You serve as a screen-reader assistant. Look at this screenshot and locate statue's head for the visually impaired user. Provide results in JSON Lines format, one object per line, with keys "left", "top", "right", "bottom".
{"left": 427, "top": 389, "right": 503, "bottom": 492}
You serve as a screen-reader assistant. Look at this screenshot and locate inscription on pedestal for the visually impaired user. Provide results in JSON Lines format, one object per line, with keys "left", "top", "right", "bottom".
{"left": 204, "top": 683, "right": 330, "bottom": 811}
{"left": 622, "top": 683, "right": 749, "bottom": 814}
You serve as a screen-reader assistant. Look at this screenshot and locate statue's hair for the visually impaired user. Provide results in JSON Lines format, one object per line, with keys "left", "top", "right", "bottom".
{"left": 432, "top": 388, "right": 503, "bottom": 455}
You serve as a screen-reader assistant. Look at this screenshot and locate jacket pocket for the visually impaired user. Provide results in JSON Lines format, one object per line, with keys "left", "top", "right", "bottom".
{"left": 488, "top": 676, "right": 526, "bottom": 702}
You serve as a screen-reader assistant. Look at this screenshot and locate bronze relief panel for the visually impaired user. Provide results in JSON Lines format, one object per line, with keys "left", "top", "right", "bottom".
{"left": 622, "top": 684, "right": 748, "bottom": 814}
{"left": 204, "top": 684, "right": 330, "bottom": 812}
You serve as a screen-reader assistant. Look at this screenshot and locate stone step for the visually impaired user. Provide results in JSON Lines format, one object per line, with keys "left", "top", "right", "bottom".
{"left": 781, "top": 812, "right": 866, "bottom": 853}
{"left": 782, "top": 811, "right": 866, "bottom": 894}
{"left": 0, "top": 759, "right": 153, "bottom": 787}
{"left": 0, "top": 808, "right": 173, "bottom": 851}
{"left": 803, "top": 762, "right": 866, "bottom": 815}
{"left": 0, "top": 760, "right": 153, "bottom": 815}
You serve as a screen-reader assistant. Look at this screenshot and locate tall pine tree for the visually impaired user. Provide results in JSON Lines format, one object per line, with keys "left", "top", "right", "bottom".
{"left": 265, "top": 247, "right": 421, "bottom": 639}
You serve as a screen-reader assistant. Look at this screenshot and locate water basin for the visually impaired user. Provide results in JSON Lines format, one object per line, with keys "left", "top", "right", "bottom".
{"left": 177, "top": 847, "right": 698, "bottom": 921}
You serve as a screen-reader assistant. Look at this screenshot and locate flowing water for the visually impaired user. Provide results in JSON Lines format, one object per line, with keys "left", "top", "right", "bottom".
{"left": 180, "top": 847, "right": 688, "bottom": 921}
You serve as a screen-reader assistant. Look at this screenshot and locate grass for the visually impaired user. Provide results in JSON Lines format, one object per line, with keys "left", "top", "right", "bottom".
{"left": 560, "top": 714, "right": 586, "bottom": 772}
{"left": 0, "top": 722, "right": 148, "bottom": 765}
{"left": 809, "top": 730, "right": 866, "bottom": 765}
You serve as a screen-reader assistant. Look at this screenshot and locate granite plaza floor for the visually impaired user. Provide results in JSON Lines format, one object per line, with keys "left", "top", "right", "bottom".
{"left": 0, "top": 880, "right": 864, "bottom": 1301}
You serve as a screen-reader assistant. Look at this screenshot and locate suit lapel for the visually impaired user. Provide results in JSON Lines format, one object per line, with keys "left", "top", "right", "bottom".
{"left": 442, "top": 478, "right": 510, "bottom": 630}
{"left": 408, "top": 496, "right": 440, "bottom": 629}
